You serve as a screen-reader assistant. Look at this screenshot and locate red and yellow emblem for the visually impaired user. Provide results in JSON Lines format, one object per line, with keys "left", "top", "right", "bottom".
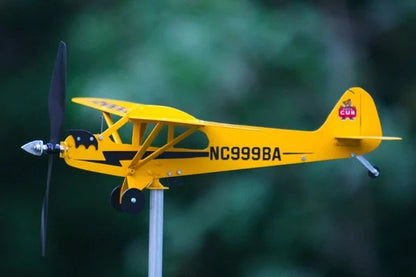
{"left": 338, "top": 99, "right": 357, "bottom": 120}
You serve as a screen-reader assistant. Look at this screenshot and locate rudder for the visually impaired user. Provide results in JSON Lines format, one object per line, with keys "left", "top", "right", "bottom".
{"left": 318, "top": 87, "right": 383, "bottom": 138}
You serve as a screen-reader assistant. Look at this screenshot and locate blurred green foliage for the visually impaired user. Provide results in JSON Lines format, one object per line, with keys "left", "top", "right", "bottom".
{"left": 1, "top": 0, "right": 415, "bottom": 276}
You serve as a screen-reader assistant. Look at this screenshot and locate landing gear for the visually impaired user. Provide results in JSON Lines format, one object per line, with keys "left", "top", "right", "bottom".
{"left": 121, "top": 188, "right": 145, "bottom": 214}
{"left": 110, "top": 185, "right": 123, "bottom": 212}
{"left": 351, "top": 153, "right": 380, "bottom": 178}
{"left": 368, "top": 166, "right": 380, "bottom": 179}
{"left": 111, "top": 186, "right": 145, "bottom": 213}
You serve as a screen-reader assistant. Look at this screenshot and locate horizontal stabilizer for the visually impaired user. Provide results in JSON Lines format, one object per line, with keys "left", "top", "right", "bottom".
{"left": 335, "top": 136, "right": 402, "bottom": 141}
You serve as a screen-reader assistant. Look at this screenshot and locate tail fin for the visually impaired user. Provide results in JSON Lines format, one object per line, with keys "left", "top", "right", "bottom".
{"left": 319, "top": 87, "right": 401, "bottom": 141}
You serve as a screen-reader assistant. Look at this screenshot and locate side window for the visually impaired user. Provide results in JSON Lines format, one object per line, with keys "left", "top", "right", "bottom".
{"left": 131, "top": 123, "right": 209, "bottom": 149}
{"left": 139, "top": 123, "right": 168, "bottom": 147}
{"left": 173, "top": 126, "right": 208, "bottom": 150}
{"left": 117, "top": 120, "right": 133, "bottom": 144}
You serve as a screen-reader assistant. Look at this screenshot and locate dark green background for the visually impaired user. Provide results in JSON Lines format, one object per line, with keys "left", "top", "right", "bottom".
{"left": 1, "top": 1, "right": 415, "bottom": 276}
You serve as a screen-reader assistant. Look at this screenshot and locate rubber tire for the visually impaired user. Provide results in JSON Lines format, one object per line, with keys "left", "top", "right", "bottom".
{"left": 111, "top": 185, "right": 123, "bottom": 212}
{"left": 368, "top": 166, "right": 380, "bottom": 179}
{"left": 121, "top": 188, "right": 145, "bottom": 214}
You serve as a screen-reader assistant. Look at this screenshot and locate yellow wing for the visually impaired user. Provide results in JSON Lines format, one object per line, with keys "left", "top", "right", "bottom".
{"left": 72, "top": 97, "right": 204, "bottom": 126}
{"left": 72, "top": 98, "right": 136, "bottom": 117}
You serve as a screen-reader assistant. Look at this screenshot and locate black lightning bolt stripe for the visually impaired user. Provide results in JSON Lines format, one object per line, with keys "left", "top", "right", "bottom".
{"left": 143, "top": 151, "right": 209, "bottom": 159}
{"left": 282, "top": 152, "right": 314, "bottom": 155}
{"left": 87, "top": 150, "right": 209, "bottom": 166}
{"left": 100, "top": 151, "right": 136, "bottom": 166}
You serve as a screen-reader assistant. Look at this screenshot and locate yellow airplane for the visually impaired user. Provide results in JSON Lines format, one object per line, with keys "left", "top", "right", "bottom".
{"left": 68, "top": 87, "right": 399, "bottom": 197}
{"left": 24, "top": 86, "right": 401, "bottom": 211}
{"left": 21, "top": 42, "right": 401, "bottom": 255}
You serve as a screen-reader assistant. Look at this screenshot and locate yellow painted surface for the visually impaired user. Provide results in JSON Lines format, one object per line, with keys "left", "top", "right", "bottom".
{"left": 61, "top": 87, "right": 401, "bottom": 193}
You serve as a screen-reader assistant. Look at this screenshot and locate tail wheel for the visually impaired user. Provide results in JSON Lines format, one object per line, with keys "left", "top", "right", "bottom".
{"left": 110, "top": 185, "right": 123, "bottom": 212}
{"left": 368, "top": 166, "right": 380, "bottom": 179}
{"left": 121, "top": 188, "right": 145, "bottom": 214}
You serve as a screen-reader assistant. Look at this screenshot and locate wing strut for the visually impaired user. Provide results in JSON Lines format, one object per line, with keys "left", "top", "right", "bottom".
{"left": 128, "top": 124, "right": 199, "bottom": 169}
{"left": 100, "top": 114, "right": 129, "bottom": 143}
{"left": 129, "top": 123, "right": 165, "bottom": 167}
{"left": 101, "top": 112, "right": 122, "bottom": 143}
{"left": 137, "top": 127, "right": 197, "bottom": 167}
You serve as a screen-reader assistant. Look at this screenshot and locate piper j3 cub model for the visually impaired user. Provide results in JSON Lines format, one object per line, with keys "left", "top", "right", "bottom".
{"left": 22, "top": 42, "right": 401, "bottom": 254}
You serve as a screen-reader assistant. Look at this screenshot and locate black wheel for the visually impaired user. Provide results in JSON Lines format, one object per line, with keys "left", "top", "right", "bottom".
{"left": 121, "top": 188, "right": 145, "bottom": 214}
{"left": 368, "top": 166, "right": 380, "bottom": 179}
{"left": 111, "top": 185, "right": 123, "bottom": 212}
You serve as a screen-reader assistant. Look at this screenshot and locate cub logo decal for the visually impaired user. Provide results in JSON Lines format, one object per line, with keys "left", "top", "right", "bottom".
{"left": 338, "top": 99, "right": 357, "bottom": 120}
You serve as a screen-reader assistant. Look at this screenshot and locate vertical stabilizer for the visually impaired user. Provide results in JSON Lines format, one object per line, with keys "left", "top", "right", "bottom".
{"left": 318, "top": 87, "right": 383, "bottom": 138}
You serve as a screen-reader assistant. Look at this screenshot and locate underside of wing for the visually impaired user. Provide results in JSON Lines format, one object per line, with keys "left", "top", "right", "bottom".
{"left": 72, "top": 97, "right": 137, "bottom": 116}
{"left": 72, "top": 97, "right": 205, "bottom": 127}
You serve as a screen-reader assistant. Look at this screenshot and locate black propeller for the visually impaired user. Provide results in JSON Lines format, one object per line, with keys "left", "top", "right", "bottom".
{"left": 48, "top": 41, "right": 67, "bottom": 145}
{"left": 21, "top": 41, "right": 67, "bottom": 256}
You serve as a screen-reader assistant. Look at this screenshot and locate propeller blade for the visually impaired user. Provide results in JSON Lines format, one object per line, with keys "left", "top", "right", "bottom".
{"left": 41, "top": 155, "right": 54, "bottom": 256}
{"left": 41, "top": 41, "right": 67, "bottom": 256}
{"left": 48, "top": 41, "right": 67, "bottom": 144}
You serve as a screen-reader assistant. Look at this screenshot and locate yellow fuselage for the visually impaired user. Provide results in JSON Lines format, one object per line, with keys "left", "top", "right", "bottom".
{"left": 60, "top": 87, "right": 398, "bottom": 191}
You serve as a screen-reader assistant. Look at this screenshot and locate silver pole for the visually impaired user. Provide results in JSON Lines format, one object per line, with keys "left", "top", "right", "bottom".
{"left": 148, "top": 189, "right": 164, "bottom": 277}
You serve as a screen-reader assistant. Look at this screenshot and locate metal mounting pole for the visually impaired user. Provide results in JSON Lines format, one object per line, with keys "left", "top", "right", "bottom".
{"left": 148, "top": 184, "right": 165, "bottom": 277}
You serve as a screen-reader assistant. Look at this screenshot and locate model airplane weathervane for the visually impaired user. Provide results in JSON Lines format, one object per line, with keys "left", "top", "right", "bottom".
{"left": 22, "top": 42, "right": 401, "bottom": 258}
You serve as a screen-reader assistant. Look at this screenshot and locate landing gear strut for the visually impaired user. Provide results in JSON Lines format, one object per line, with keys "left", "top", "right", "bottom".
{"left": 351, "top": 153, "right": 380, "bottom": 178}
